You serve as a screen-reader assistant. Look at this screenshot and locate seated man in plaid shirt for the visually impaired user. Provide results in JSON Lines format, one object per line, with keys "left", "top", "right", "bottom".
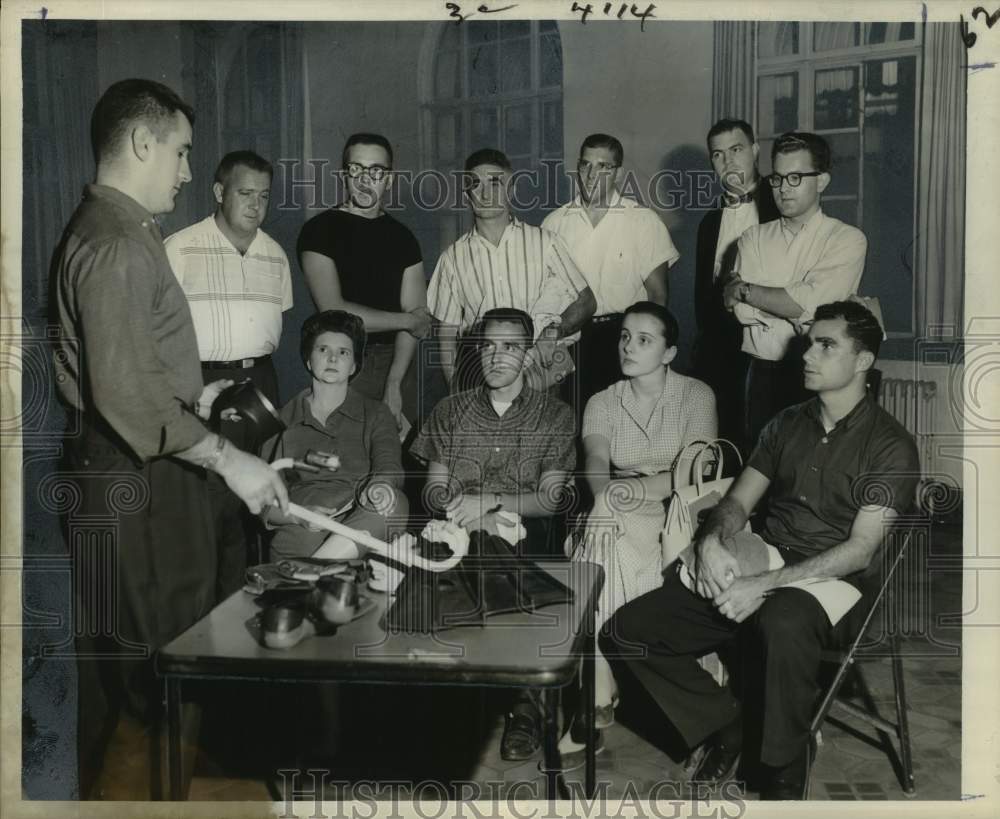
{"left": 410, "top": 306, "right": 577, "bottom": 760}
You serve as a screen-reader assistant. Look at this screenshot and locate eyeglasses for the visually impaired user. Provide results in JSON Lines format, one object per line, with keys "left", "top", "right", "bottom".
{"left": 346, "top": 162, "right": 390, "bottom": 181}
{"left": 767, "top": 171, "right": 823, "bottom": 188}
{"left": 577, "top": 159, "right": 619, "bottom": 174}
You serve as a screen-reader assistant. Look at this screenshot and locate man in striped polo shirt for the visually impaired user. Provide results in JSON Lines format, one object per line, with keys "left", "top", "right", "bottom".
{"left": 428, "top": 148, "right": 596, "bottom": 394}
{"left": 165, "top": 149, "right": 293, "bottom": 599}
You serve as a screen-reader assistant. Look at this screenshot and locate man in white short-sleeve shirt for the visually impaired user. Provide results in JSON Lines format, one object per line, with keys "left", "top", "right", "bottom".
{"left": 542, "top": 133, "right": 679, "bottom": 405}
{"left": 165, "top": 149, "right": 293, "bottom": 599}
{"left": 724, "top": 132, "right": 866, "bottom": 451}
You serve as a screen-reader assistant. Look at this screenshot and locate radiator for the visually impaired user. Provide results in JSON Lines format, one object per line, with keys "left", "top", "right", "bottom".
{"left": 878, "top": 377, "right": 937, "bottom": 475}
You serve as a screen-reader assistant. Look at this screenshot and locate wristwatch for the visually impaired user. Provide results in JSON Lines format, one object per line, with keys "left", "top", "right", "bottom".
{"left": 738, "top": 282, "right": 752, "bottom": 303}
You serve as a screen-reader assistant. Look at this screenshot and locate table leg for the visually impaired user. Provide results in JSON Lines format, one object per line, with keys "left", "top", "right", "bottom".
{"left": 538, "top": 688, "right": 564, "bottom": 801}
{"left": 166, "top": 678, "right": 183, "bottom": 800}
{"left": 582, "top": 598, "right": 596, "bottom": 798}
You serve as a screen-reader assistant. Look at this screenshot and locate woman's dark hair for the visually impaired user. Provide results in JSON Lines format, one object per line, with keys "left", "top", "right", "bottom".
{"left": 300, "top": 310, "right": 367, "bottom": 378}
{"left": 623, "top": 301, "right": 680, "bottom": 347}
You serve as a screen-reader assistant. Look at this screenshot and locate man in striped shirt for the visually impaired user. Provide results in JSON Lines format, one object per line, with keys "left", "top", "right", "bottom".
{"left": 427, "top": 148, "right": 596, "bottom": 393}
{"left": 165, "top": 149, "right": 293, "bottom": 599}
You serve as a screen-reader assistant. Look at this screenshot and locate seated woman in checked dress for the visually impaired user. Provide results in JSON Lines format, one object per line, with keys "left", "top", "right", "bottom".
{"left": 563, "top": 302, "right": 717, "bottom": 759}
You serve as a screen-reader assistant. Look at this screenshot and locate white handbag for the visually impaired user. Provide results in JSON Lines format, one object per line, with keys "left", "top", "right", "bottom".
{"left": 661, "top": 439, "right": 745, "bottom": 568}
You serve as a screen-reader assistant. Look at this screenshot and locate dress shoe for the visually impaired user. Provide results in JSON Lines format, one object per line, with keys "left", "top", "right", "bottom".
{"left": 594, "top": 694, "right": 619, "bottom": 730}
{"left": 759, "top": 747, "right": 809, "bottom": 800}
{"left": 500, "top": 709, "right": 541, "bottom": 761}
{"left": 691, "top": 718, "right": 742, "bottom": 786}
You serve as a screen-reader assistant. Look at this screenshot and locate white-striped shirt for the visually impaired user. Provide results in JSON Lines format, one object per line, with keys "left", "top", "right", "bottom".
{"left": 164, "top": 215, "right": 293, "bottom": 361}
{"left": 427, "top": 217, "right": 589, "bottom": 341}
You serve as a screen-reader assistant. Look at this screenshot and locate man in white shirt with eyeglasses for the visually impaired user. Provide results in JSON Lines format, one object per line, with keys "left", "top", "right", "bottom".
{"left": 724, "top": 131, "right": 867, "bottom": 451}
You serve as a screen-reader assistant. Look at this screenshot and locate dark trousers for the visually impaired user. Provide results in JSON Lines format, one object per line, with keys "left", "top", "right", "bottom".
{"left": 568, "top": 314, "right": 624, "bottom": 419}
{"left": 202, "top": 358, "right": 279, "bottom": 598}
{"left": 66, "top": 418, "right": 215, "bottom": 793}
{"left": 745, "top": 354, "right": 809, "bottom": 453}
{"left": 600, "top": 565, "right": 868, "bottom": 767}
{"left": 695, "top": 345, "right": 750, "bottom": 457}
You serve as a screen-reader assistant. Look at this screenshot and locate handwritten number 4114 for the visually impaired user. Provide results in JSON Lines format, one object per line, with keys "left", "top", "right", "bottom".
{"left": 571, "top": 2, "right": 657, "bottom": 30}
{"left": 961, "top": 6, "right": 1000, "bottom": 48}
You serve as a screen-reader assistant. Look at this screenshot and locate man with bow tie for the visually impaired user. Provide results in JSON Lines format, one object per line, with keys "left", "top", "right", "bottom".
{"left": 693, "top": 119, "right": 780, "bottom": 454}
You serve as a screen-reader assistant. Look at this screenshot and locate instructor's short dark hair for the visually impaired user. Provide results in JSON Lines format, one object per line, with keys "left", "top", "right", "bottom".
{"left": 342, "top": 133, "right": 394, "bottom": 169}
{"left": 91, "top": 78, "right": 195, "bottom": 165}
{"left": 464, "top": 148, "right": 512, "bottom": 173}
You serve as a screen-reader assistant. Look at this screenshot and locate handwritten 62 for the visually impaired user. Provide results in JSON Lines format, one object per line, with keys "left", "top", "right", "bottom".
{"left": 960, "top": 6, "right": 1000, "bottom": 48}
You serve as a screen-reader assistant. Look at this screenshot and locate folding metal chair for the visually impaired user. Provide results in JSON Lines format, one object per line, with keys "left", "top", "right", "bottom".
{"left": 806, "top": 523, "right": 917, "bottom": 798}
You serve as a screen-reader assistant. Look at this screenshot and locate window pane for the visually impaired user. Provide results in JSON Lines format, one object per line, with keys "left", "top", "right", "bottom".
{"left": 540, "top": 32, "right": 562, "bottom": 87}
{"left": 504, "top": 103, "right": 532, "bottom": 156}
{"left": 471, "top": 106, "right": 498, "bottom": 147}
{"left": 815, "top": 67, "right": 859, "bottom": 129}
{"left": 501, "top": 36, "right": 531, "bottom": 93}
{"left": 542, "top": 99, "right": 562, "bottom": 156}
{"left": 757, "top": 73, "right": 798, "bottom": 136}
{"left": 436, "top": 112, "right": 462, "bottom": 161}
{"left": 468, "top": 43, "right": 499, "bottom": 97}
{"left": 435, "top": 50, "right": 460, "bottom": 98}
{"left": 813, "top": 22, "right": 859, "bottom": 51}
{"left": 823, "top": 131, "right": 859, "bottom": 197}
{"left": 758, "top": 22, "right": 798, "bottom": 57}
{"left": 500, "top": 20, "right": 530, "bottom": 39}
{"left": 864, "top": 22, "right": 915, "bottom": 45}
{"left": 862, "top": 56, "right": 917, "bottom": 334}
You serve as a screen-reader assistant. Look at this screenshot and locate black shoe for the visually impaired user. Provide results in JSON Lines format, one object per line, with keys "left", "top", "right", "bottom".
{"left": 691, "top": 718, "right": 742, "bottom": 786}
{"left": 759, "top": 748, "right": 809, "bottom": 800}
{"left": 500, "top": 709, "right": 541, "bottom": 761}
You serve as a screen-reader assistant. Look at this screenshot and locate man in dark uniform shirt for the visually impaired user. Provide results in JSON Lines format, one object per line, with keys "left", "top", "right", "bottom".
{"left": 693, "top": 118, "right": 780, "bottom": 454}
{"left": 602, "top": 300, "right": 919, "bottom": 800}
{"left": 50, "top": 78, "right": 288, "bottom": 799}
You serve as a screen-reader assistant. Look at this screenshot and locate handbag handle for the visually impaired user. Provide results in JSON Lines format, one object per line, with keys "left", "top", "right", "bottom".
{"left": 673, "top": 439, "right": 744, "bottom": 494}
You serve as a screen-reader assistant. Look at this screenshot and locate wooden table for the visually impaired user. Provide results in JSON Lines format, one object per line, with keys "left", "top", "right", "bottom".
{"left": 156, "top": 560, "right": 603, "bottom": 800}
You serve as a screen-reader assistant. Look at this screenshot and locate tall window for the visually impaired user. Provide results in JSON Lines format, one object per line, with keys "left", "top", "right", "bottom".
{"left": 424, "top": 20, "right": 564, "bottom": 239}
{"left": 757, "top": 22, "right": 920, "bottom": 336}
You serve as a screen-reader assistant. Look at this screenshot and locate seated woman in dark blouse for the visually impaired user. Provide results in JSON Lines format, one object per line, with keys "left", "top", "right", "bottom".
{"left": 262, "top": 310, "right": 408, "bottom": 559}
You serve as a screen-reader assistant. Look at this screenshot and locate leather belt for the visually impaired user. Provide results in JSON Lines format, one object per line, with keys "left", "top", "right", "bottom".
{"left": 202, "top": 354, "right": 271, "bottom": 370}
{"left": 592, "top": 313, "right": 623, "bottom": 325}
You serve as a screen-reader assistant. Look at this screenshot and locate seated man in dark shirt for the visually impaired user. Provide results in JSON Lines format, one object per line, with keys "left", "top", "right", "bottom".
{"left": 410, "top": 306, "right": 577, "bottom": 760}
{"left": 600, "top": 300, "right": 920, "bottom": 799}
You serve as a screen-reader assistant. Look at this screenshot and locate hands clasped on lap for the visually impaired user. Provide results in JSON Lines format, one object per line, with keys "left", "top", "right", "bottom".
{"left": 693, "top": 535, "right": 770, "bottom": 623}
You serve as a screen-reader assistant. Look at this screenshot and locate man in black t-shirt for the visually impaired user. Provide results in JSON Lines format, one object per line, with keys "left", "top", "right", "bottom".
{"left": 298, "top": 132, "right": 431, "bottom": 430}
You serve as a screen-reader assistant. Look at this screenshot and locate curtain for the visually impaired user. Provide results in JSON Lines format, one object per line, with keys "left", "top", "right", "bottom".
{"left": 915, "top": 23, "right": 965, "bottom": 334}
{"left": 22, "top": 22, "right": 97, "bottom": 318}
{"left": 712, "top": 21, "right": 756, "bottom": 126}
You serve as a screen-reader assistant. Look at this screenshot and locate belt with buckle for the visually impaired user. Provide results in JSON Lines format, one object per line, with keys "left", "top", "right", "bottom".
{"left": 592, "top": 313, "right": 623, "bottom": 325}
{"left": 202, "top": 354, "right": 271, "bottom": 370}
